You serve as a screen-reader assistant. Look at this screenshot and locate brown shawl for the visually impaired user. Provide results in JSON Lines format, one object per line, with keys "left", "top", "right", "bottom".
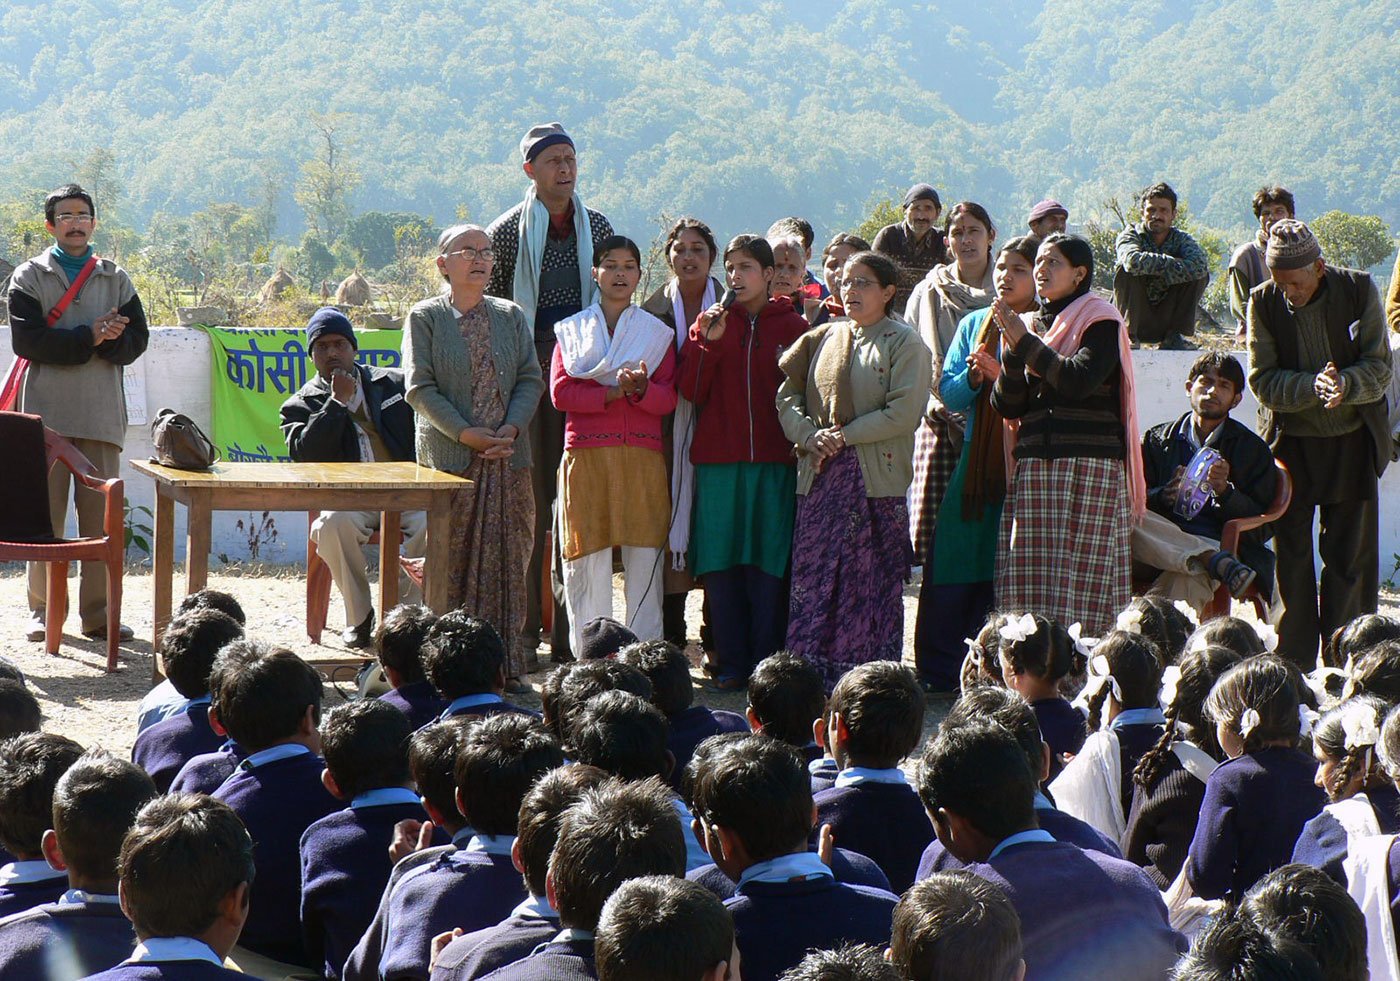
{"left": 961, "top": 310, "right": 1007, "bottom": 520}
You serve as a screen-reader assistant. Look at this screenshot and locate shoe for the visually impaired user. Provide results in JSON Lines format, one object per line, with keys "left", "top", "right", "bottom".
{"left": 82, "top": 623, "right": 135, "bottom": 642}
{"left": 26, "top": 615, "right": 46, "bottom": 643}
{"left": 342, "top": 611, "right": 375, "bottom": 650}
{"left": 1207, "top": 550, "right": 1257, "bottom": 599}
{"left": 1159, "top": 332, "right": 1200, "bottom": 351}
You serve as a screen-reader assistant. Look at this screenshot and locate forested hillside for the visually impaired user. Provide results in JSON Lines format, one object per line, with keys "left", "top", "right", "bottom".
{"left": 0, "top": 0, "right": 1395, "bottom": 313}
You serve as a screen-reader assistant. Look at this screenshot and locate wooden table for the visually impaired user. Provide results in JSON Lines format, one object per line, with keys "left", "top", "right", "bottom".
{"left": 133, "top": 461, "right": 469, "bottom": 667}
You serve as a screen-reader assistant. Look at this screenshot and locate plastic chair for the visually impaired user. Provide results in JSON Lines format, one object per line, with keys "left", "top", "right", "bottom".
{"left": 305, "top": 511, "right": 422, "bottom": 644}
{"left": 1201, "top": 458, "right": 1293, "bottom": 621}
{"left": 0, "top": 411, "right": 124, "bottom": 670}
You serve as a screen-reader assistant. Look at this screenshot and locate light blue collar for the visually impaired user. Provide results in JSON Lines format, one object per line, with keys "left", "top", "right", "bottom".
{"left": 466, "top": 833, "right": 516, "bottom": 856}
{"left": 988, "top": 829, "right": 1056, "bottom": 860}
{"left": 442, "top": 693, "right": 504, "bottom": 719}
{"left": 189, "top": 695, "right": 212, "bottom": 708}
{"left": 1032, "top": 790, "right": 1054, "bottom": 811}
{"left": 834, "top": 767, "right": 908, "bottom": 788}
{"left": 128, "top": 937, "right": 224, "bottom": 966}
{"left": 350, "top": 787, "right": 421, "bottom": 810}
{"left": 512, "top": 894, "right": 559, "bottom": 921}
{"left": 672, "top": 799, "right": 711, "bottom": 872}
{"left": 238, "top": 743, "right": 314, "bottom": 771}
{"left": 59, "top": 889, "right": 120, "bottom": 905}
{"left": 809, "top": 756, "right": 838, "bottom": 775}
{"left": 737, "top": 851, "right": 834, "bottom": 888}
{"left": 1110, "top": 708, "right": 1167, "bottom": 730}
{"left": 451, "top": 826, "right": 476, "bottom": 849}
{"left": 0, "top": 860, "right": 67, "bottom": 886}
{"left": 552, "top": 928, "right": 595, "bottom": 944}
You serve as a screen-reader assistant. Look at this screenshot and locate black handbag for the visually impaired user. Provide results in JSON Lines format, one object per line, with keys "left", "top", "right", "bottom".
{"left": 150, "top": 408, "right": 220, "bottom": 470}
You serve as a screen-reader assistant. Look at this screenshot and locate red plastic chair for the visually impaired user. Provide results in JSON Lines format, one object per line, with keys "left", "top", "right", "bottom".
{"left": 0, "top": 412, "right": 124, "bottom": 670}
{"left": 1201, "top": 458, "right": 1293, "bottom": 621}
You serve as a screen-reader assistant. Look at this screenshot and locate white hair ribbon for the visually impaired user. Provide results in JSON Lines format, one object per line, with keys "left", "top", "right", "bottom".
{"left": 1298, "top": 705, "right": 1319, "bottom": 738}
{"left": 999, "top": 613, "right": 1039, "bottom": 645}
{"left": 1239, "top": 708, "right": 1262, "bottom": 740}
{"left": 1066, "top": 622, "right": 1092, "bottom": 660}
{"left": 1160, "top": 666, "right": 1182, "bottom": 711}
{"left": 1255, "top": 622, "right": 1280, "bottom": 653}
{"left": 1116, "top": 607, "right": 1144, "bottom": 635}
{"left": 1341, "top": 704, "right": 1381, "bottom": 751}
{"left": 1172, "top": 600, "right": 1200, "bottom": 627}
{"left": 1089, "top": 654, "right": 1123, "bottom": 704}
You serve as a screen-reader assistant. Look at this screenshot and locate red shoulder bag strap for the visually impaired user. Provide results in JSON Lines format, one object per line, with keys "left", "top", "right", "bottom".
{"left": 0, "top": 253, "right": 102, "bottom": 410}
{"left": 46, "top": 253, "right": 101, "bottom": 326}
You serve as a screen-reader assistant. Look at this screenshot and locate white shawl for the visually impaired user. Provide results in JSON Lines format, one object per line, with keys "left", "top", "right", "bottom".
{"left": 1344, "top": 831, "right": 1400, "bottom": 981}
{"left": 554, "top": 303, "right": 673, "bottom": 388}
{"left": 667, "top": 277, "right": 715, "bottom": 568}
{"left": 1049, "top": 729, "right": 1126, "bottom": 844}
{"left": 513, "top": 186, "right": 595, "bottom": 329}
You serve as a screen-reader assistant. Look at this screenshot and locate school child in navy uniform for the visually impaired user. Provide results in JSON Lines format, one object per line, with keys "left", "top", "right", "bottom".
{"left": 1170, "top": 914, "right": 1323, "bottom": 981}
{"left": 476, "top": 777, "right": 687, "bottom": 981}
{"left": 680, "top": 733, "right": 891, "bottom": 899}
{"left": 618, "top": 640, "right": 749, "bottom": 790}
{"left": 744, "top": 652, "right": 828, "bottom": 767}
{"left": 430, "top": 764, "right": 609, "bottom": 980}
{"left": 0, "top": 676, "right": 41, "bottom": 740}
{"left": 777, "top": 944, "right": 900, "bottom": 981}
{"left": 299, "top": 700, "right": 426, "bottom": 979}
{"left": 344, "top": 714, "right": 563, "bottom": 981}
{"left": 1292, "top": 696, "right": 1400, "bottom": 885}
{"left": 1124, "top": 645, "right": 1243, "bottom": 888}
{"left": 690, "top": 735, "right": 896, "bottom": 981}
{"left": 1049, "top": 629, "right": 1166, "bottom": 842}
{"left": 889, "top": 871, "right": 1024, "bottom": 981}
{"left": 991, "top": 613, "right": 1087, "bottom": 776}
{"left": 594, "top": 876, "right": 739, "bottom": 981}
{"left": 0, "top": 732, "right": 84, "bottom": 916}
{"left": 548, "top": 660, "right": 653, "bottom": 742}
{"left": 375, "top": 604, "right": 447, "bottom": 729}
{"left": 917, "top": 721, "right": 1184, "bottom": 980}
{"left": 166, "top": 651, "right": 250, "bottom": 796}
{"left": 1185, "top": 656, "right": 1326, "bottom": 901}
{"left": 812, "top": 662, "right": 931, "bottom": 892}
{"left": 0, "top": 753, "right": 156, "bottom": 977}
{"left": 135, "top": 589, "right": 246, "bottom": 735}
{"left": 426, "top": 612, "right": 539, "bottom": 721}
{"left": 131, "top": 609, "right": 243, "bottom": 792}
{"left": 916, "top": 686, "right": 1121, "bottom": 879}
{"left": 1239, "top": 864, "right": 1368, "bottom": 981}
{"left": 81, "top": 794, "right": 254, "bottom": 981}
{"left": 208, "top": 642, "right": 339, "bottom": 968}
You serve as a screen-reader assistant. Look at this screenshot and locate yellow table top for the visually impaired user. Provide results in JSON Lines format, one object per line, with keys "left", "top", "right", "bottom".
{"left": 131, "top": 460, "right": 469, "bottom": 490}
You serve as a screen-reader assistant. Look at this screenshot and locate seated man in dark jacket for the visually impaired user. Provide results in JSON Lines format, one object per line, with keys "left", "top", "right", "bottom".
{"left": 279, "top": 308, "right": 424, "bottom": 648}
{"left": 1132, "top": 352, "right": 1279, "bottom": 615}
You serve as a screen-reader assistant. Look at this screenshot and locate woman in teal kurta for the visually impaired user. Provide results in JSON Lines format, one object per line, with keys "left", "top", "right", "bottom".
{"left": 914, "top": 235, "right": 1042, "bottom": 690}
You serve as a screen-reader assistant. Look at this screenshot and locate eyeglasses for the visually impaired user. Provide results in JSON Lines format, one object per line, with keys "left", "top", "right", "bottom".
{"left": 54, "top": 213, "right": 94, "bottom": 225}
{"left": 841, "top": 277, "right": 877, "bottom": 291}
{"left": 443, "top": 247, "right": 494, "bottom": 261}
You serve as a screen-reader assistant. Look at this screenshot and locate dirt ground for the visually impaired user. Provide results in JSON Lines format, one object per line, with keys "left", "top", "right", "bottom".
{"left": 2, "top": 563, "right": 1394, "bottom": 761}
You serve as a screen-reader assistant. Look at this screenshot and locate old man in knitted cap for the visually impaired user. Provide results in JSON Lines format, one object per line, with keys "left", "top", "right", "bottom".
{"left": 873, "top": 183, "right": 948, "bottom": 310}
{"left": 485, "top": 122, "right": 614, "bottom": 664}
{"left": 279, "top": 307, "right": 425, "bottom": 648}
{"left": 1247, "top": 218, "right": 1393, "bottom": 667}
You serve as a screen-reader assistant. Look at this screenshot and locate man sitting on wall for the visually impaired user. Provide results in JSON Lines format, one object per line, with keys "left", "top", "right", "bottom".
{"left": 279, "top": 308, "right": 425, "bottom": 648}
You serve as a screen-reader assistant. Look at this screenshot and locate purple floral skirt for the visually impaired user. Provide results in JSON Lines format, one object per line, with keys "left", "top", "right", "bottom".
{"left": 786, "top": 449, "right": 912, "bottom": 689}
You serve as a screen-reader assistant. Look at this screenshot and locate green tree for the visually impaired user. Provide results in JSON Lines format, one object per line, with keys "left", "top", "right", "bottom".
{"left": 294, "top": 114, "right": 360, "bottom": 241}
{"left": 1310, "top": 211, "right": 1396, "bottom": 271}
{"left": 298, "top": 234, "right": 338, "bottom": 288}
{"left": 856, "top": 199, "right": 903, "bottom": 245}
{"left": 344, "top": 210, "right": 435, "bottom": 270}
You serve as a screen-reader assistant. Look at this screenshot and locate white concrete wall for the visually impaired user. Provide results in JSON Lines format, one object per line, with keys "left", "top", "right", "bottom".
{"left": 2, "top": 326, "right": 1398, "bottom": 577}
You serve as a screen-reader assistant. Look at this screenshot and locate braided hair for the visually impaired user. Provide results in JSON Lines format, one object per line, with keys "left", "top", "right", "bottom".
{"left": 1084, "top": 631, "right": 1163, "bottom": 733}
{"left": 1311, "top": 694, "right": 1390, "bottom": 801}
{"left": 1134, "top": 645, "right": 1244, "bottom": 788}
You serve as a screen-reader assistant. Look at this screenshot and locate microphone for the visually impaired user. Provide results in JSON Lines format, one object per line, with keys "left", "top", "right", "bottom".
{"left": 719, "top": 287, "right": 738, "bottom": 311}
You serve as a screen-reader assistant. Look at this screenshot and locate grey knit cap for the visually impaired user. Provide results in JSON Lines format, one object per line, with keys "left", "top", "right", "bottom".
{"left": 1265, "top": 219, "right": 1322, "bottom": 270}
{"left": 519, "top": 122, "right": 573, "bottom": 163}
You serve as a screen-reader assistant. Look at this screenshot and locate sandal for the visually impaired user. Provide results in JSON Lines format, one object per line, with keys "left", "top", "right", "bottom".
{"left": 1207, "top": 550, "right": 1257, "bottom": 599}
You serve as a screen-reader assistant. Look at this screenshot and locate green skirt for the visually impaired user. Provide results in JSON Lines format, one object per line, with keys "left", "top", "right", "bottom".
{"left": 928, "top": 445, "right": 1003, "bottom": 585}
{"left": 690, "top": 462, "right": 796, "bottom": 579}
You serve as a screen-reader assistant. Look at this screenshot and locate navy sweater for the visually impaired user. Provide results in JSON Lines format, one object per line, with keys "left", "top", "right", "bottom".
{"left": 1031, "top": 698, "right": 1087, "bottom": 774}
{"left": 813, "top": 782, "right": 933, "bottom": 893}
{"left": 379, "top": 682, "right": 448, "bottom": 731}
{"left": 168, "top": 743, "right": 245, "bottom": 796}
{"left": 968, "top": 840, "right": 1184, "bottom": 981}
{"left": 429, "top": 909, "right": 559, "bottom": 980}
{"left": 665, "top": 706, "right": 750, "bottom": 791}
{"left": 369, "top": 849, "right": 525, "bottom": 980}
{"left": 0, "top": 898, "right": 134, "bottom": 977}
{"left": 726, "top": 877, "right": 898, "bottom": 981}
{"left": 1186, "top": 747, "right": 1325, "bottom": 901}
{"left": 1124, "top": 751, "right": 1211, "bottom": 890}
{"left": 212, "top": 751, "right": 340, "bottom": 967}
{"left": 1292, "top": 784, "right": 1400, "bottom": 885}
{"left": 131, "top": 702, "right": 223, "bottom": 793}
{"left": 0, "top": 868, "right": 68, "bottom": 918}
{"left": 809, "top": 757, "right": 839, "bottom": 794}
{"left": 83, "top": 962, "right": 247, "bottom": 981}
{"left": 916, "top": 806, "right": 1122, "bottom": 878}
{"left": 300, "top": 798, "right": 429, "bottom": 979}
{"left": 344, "top": 843, "right": 459, "bottom": 981}
{"left": 475, "top": 936, "right": 596, "bottom": 980}
{"left": 688, "top": 846, "right": 890, "bottom": 900}
{"left": 1114, "top": 722, "right": 1166, "bottom": 819}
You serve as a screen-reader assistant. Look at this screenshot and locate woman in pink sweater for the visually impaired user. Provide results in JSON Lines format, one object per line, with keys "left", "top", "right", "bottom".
{"left": 550, "top": 236, "right": 678, "bottom": 654}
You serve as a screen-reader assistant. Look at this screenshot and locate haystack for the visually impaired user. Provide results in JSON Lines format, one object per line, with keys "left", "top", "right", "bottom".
{"left": 334, "top": 271, "right": 371, "bottom": 306}
{"left": 258, "top": 267, "right": 295, "bottom": 304}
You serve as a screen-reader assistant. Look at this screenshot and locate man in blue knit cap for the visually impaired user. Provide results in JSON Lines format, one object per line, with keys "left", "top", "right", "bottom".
{"left": 279, "top": 307, "right": 424, "bottom": 648}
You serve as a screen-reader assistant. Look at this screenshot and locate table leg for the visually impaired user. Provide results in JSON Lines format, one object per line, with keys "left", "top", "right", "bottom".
{"left": 378, "top": 509, "right": 401, "bottom": 624}
{"left": 152, "top": 489, "right": 175, "bottom": 679}
{"left": 186, "top": 491, "right": 210, "bottom": 596}
{"left": 424, "top": 497, "right": 452, "bottom": 613}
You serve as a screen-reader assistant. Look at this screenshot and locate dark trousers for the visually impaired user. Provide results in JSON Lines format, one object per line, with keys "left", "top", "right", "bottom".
{"left": 525, "top": 374, "right": 570, "bottom": 657}
{"left": 914, "top": 579, "right": 996, "bottom": 691}
{"left": 705, "top": 565, "right": 788, "bottom": 683}
{"left": 1112, "top": 268, "right": 1209, "bottom": 343}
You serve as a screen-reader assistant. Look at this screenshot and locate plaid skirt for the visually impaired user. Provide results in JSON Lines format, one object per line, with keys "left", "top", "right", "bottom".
{"left": 909, "top": 414, "right": 962, "bottom": 559}
{"left": 995, "top": 456, "right": 1131, "bottom": 637}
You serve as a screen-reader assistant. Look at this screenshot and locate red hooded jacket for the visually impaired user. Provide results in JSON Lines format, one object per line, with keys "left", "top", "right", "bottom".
{"left": 677, "top": 297, "right": 808, "bottom": 465}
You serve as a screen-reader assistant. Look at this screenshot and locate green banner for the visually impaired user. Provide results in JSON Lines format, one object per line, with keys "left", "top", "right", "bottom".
{"left": 200, "top": 326, "right": 406, "bottom": 462}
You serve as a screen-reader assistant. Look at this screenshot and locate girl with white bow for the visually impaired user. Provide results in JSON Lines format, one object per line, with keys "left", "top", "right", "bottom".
{"left": 992, "top": 612, "right": 1087, "bottom": 779}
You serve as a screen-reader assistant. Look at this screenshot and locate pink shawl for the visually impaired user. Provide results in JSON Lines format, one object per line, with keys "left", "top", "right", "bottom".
{"left": 1012, "top": 292, "right": 1147, "bottom": 522}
